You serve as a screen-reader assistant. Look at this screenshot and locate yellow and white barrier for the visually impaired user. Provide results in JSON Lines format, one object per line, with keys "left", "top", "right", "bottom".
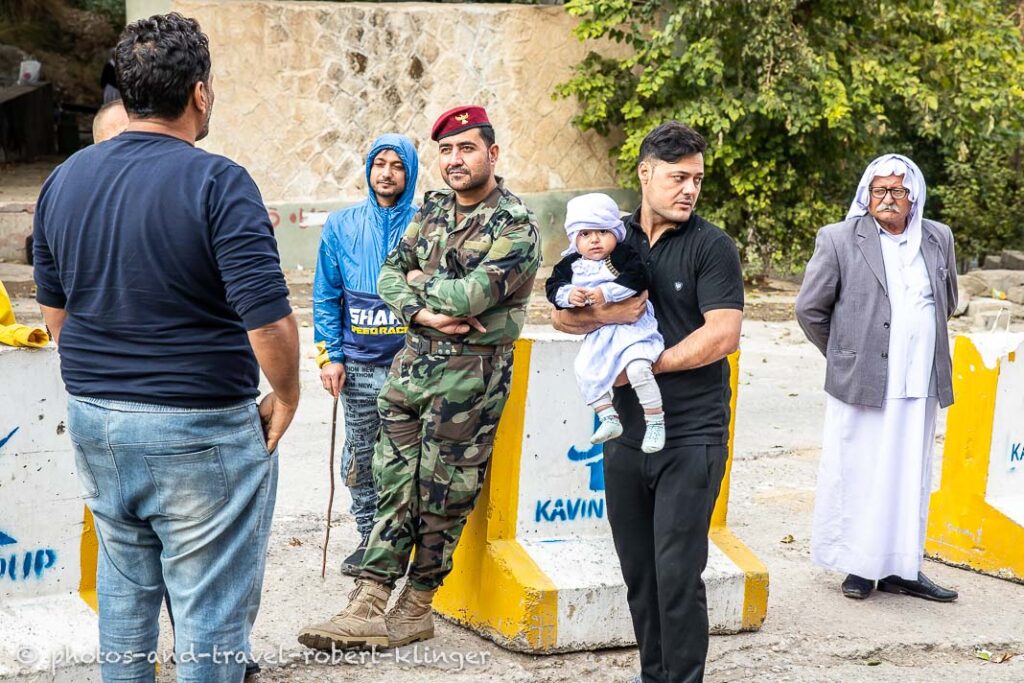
{"left": 0, "top": 346, "right": 99, "bottom": 680}
{"left": 435, "top": 333, "right": 768, "bottom": 652}
{"left": 926, "top": 333, "right": 1024, "bottom": 581}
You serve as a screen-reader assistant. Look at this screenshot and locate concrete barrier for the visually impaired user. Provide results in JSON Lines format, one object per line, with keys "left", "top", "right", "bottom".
{"left": 0, "top": 346, "right": 99, "bottom": 681}
{"left": 268, "top": 189, "right": 637, "bottom": 271}
{"left": 434, "top": 333, "right": 768, "bottom": 652}
{"left": 926, "top": 333, "right": 1024, "bottom": 582}
{"left": 2, "top": 190, "right": 638, "bottom": 268}
{"left": 0, "top": 203, "right": 34, "bottom": 264}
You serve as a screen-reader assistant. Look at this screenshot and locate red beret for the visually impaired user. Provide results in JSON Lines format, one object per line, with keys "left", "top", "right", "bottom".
{"left": 431, "top": 105, "right": 492, "bottom": 142}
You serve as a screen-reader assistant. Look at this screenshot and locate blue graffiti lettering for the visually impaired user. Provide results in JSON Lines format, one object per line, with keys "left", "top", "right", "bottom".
{"left": 0, "top": 426, "right": 18, "bottom": 450}
{"left": 0, "top": 549, "right": 57, "bottom": 582}
{"left": 584, "top": 461, "right": 605, "bottom": 492}
{"left": 535, "top": 497, "right": 605, "bottom": 523}
{"left": 567, "top": 415, "right": 605, "bottom": 492}
{"left": 1011, "top": 443, "right": 1023, "bottom": 463}
{"left": 0, "top": 530, "right": 16, "bottom": 546}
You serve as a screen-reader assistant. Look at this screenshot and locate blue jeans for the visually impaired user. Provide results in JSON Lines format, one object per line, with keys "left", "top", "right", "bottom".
{"left": 340, "top": 361, "right": 388, "bottom": 537}
{"left": 67, "top": 397, "right": 278, "bottom": 683}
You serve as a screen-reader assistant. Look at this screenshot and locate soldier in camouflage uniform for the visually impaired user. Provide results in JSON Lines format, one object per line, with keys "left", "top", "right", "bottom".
{"left": 298, "top": 105, "right": 540, "bottom": 651}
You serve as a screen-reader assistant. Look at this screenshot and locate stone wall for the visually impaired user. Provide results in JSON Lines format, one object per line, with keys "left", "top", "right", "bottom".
{"left": 173, "top": 0, "right": 623, "bottom": 204}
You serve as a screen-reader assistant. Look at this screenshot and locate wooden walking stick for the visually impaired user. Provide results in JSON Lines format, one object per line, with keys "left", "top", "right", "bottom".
{"left": 321, "top": 394, "right": 339, "bottom": 579}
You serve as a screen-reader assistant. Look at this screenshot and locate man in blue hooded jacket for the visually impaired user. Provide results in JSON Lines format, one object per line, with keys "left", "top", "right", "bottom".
{"left": 313, "top": 134, "right": 419, "bottom": 574}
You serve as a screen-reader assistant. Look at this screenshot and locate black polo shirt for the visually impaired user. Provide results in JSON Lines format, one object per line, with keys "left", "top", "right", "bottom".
{"left": 612, "top": 210, "right": 744, "bottom": 448}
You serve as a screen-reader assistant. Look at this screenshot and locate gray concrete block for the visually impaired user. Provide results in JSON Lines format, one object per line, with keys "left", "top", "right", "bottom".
{"left": 982, "top": 254, "right": 1003, "bottom": 269}
{"left": 1000, "top": 249, "right": 1024, "bottom": 270}
{"left": 965, "top": 296, "right": 1024, "bottom": 330}
{"left": 267, "top": 189, "right": 638, "bottom": 271}
{"left": 954, "top": 285, "right": 970, "bottom": 316}
{"left": 0, "top": 204, "right": 33, "bottom": 263}
{"left": 959, "top": 272, "right": 990, "bottom": 297}
{"left": 961, "top": 269, "right": 1024, "bottom": 296}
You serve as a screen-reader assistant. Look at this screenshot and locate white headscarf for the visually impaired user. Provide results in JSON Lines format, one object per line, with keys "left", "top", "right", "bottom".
{"left": 846, "top": 153, "right": 927, "bottom": 265}
{"left": 562, "top": 193, "right": 626, "bottom": 257}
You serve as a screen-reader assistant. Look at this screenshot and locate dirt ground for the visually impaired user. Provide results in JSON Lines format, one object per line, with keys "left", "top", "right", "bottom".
{"left": 196, "top": 315, "right": 1021, "bottom": 683}
{"left": 0, "top": 160, "right": 59, "bottom": 203}
{"left": 3, "top": 253, "right": 1022, "bottom": 683}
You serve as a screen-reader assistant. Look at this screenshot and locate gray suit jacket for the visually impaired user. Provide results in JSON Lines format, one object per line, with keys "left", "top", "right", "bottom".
{"left": 795, "top": 215, "right": 957, "bottom": 408}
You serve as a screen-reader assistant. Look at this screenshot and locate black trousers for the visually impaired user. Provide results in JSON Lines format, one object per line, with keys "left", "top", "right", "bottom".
{"left": 604, "top": 441, "right": 728, "bottom": 683}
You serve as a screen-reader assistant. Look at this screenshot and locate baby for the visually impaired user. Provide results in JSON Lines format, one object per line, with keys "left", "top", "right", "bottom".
{"left": 545, "top": 193, "right": 666, "bottom": 453}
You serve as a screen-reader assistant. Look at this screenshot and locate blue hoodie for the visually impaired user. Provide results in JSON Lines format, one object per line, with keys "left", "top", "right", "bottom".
{"left": 314, "top": 134, "right": 419, "bottom": 367}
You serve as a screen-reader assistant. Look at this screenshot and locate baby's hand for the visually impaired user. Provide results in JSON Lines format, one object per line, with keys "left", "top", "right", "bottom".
{"left": 584, "top": 288, "right": 607, "bottom": 306}
{"left": 568, "top": 288, "right": 589, "bottom": 307}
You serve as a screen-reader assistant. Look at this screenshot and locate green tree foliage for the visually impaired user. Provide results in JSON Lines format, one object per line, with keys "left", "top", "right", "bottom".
{"left": 72, "top": 0, "right": 126, "bottom": 26}
{"left": 557, "top": 0, "right": 1024, "bottom": 271}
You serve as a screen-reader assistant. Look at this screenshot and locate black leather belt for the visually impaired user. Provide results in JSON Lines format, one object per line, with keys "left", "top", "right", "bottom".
{"left": 405, "top": 335, "right": 512, "bottom": 357}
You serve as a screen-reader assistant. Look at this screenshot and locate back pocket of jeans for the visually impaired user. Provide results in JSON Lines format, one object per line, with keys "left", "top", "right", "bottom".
{"left": 71, "top": 441, "right": 100, "bottom": 500}
{"left": 143, "top": 447, "right": 228, "bottom": 521}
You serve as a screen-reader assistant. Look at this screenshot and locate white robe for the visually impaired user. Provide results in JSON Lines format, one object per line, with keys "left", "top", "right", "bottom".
{"left": 556, "top": 257, "right": 665, "bottom": 406}
{"left": 811, "top": 225, "right": 939, "bottom": 580}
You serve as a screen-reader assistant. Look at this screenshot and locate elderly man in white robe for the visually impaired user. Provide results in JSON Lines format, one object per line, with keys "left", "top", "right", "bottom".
{"left": 796, "top": 154, "right": 959, "bottom": 602}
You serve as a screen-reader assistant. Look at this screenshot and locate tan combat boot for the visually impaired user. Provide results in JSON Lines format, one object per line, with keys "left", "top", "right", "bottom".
{"left": 385, "top": 583, "right": 437, "bottom": 647}
{"left": 297, "top": 579, "right": 392, "bottom": 650}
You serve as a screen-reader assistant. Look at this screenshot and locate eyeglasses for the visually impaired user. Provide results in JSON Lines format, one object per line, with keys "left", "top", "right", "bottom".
{"left": 868, "top": 186, "right": 909, "bottom": 200}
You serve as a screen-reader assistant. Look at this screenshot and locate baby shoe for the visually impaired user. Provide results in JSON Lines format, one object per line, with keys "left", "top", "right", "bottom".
{"left": 590, "top": 414, "right": 623, "bottom": 444}
{"left": 641, "top": 420, "right": 666, "bottom": 453}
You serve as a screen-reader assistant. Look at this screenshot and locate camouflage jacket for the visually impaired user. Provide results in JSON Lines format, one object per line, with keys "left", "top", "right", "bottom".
{"left": 377, "top": 181, "right": 540, "bottom": 347}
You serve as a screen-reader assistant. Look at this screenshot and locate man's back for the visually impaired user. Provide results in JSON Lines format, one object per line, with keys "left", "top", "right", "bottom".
{"left": 33, "top": 131, "right": 290, "bottom": 407}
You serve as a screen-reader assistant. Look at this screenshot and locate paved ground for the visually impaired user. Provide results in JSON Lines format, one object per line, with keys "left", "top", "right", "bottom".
{"left": 4, "top": 261, "right": 1023, "bottom": 682}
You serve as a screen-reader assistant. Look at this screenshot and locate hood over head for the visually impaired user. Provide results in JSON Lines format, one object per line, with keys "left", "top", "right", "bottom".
{"left": 365, "top": 133, "right": 419, "bottom": 213}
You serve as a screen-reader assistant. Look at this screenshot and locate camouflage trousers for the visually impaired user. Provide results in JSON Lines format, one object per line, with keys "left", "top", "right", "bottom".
{"left": 359, "top": 344, "right": 513, "bottom": 590}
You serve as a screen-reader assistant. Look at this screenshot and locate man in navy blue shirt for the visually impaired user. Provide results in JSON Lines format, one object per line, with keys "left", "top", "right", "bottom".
{"left": 33, "top": 13, "right": 299, "bottom": 682}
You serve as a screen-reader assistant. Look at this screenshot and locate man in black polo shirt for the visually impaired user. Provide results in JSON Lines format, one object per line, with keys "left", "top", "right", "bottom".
{"left": 553, "top": 122, "right": 743, "bottom": 683}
